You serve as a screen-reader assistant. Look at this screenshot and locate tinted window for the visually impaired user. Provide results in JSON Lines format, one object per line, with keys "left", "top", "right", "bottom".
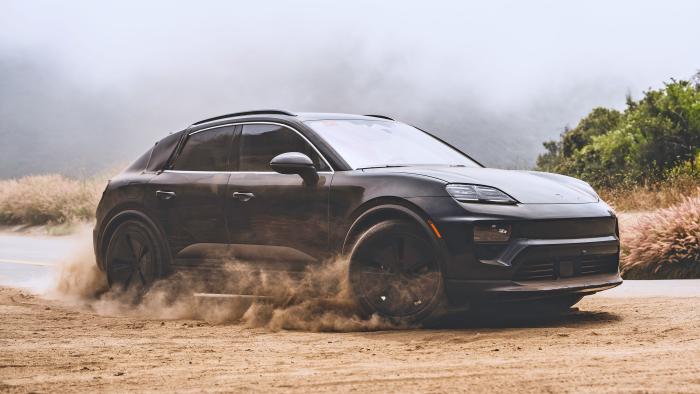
{"left": 239, "top": 124, "right": 330, "bottom": 171}
{"left": 172, "top": 126, "right": 235, "bottom": 171}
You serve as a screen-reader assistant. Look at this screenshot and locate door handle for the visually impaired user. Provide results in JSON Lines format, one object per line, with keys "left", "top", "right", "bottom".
{"left": 156, "top": 190, "right": 177, "bottom": 200}
{"left": 232, "top": 192, "right": 255, "bottom": 202}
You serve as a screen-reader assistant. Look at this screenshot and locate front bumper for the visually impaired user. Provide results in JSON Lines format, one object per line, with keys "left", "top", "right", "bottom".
{"left": 445, "top": 272, "right": 622, "bottom": 304}
{"left": 408, "top": 197, "right": 623, "bottom": 305}
{"left": 443, "top": 235, "right": 621, "bottom": 305}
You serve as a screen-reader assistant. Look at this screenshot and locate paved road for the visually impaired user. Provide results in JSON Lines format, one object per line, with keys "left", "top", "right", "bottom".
{"left": 0, "top": 232, "right": 80, "bottom": 290}
{"left": 0, "top": 232, "right": 698, "bottom": 297}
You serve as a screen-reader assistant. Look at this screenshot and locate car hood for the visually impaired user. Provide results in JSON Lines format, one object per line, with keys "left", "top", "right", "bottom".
{"left": 387, "top": 166, "right": 599, "bottom": 204}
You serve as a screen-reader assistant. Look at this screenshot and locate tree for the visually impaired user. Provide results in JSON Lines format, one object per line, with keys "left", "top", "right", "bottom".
{"left": 536, "top": 75, "right": 700, "bottom": 188}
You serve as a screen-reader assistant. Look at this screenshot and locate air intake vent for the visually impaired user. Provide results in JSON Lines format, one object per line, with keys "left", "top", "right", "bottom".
{"left": 514, "top": 254, "right": 618, "bottom": 281}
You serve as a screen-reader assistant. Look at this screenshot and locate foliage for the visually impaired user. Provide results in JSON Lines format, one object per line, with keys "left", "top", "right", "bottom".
{"left": 537, "top": 73, "right": 700, "bottom": 188}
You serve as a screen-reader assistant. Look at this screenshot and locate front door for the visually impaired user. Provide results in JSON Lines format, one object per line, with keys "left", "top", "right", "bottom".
{"left": 226, "top": 123, "right": 332, "bottom": 272}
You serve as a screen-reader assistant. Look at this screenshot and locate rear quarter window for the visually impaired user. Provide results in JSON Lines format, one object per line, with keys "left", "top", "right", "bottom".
{"left": 147, "top": 131, "right": 183, "bottom": 172}
{"left": 171, "top": 126, "right": 235, "bottom": 171}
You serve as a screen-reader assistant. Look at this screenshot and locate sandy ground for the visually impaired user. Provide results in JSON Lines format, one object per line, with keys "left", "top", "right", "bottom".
{"left": 1, "top": 219, "right": 699, "bottom": 393}
{"left": 1, "top": 286, "right": 699, "bottom": 393}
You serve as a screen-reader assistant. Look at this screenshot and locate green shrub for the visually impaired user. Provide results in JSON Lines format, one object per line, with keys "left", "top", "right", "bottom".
{"left": 537, "top": 74, "right": 700, "bottom": 189}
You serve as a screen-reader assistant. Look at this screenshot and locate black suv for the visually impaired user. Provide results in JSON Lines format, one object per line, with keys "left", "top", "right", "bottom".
{"left": 93, "top": 110, "right": 621, "bottom": 323}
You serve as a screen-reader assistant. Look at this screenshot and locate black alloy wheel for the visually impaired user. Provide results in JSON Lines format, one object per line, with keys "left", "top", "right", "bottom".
{"left": 105, "top": 219, "right": 163, "bottom": 293}
{"left": 349, "top": 220, "right": 445, "bottom": 323}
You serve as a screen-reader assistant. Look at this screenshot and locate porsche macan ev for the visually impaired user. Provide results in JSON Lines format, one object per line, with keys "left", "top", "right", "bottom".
{"left": 93, "top": 110, "right": 621, "bottom": 323}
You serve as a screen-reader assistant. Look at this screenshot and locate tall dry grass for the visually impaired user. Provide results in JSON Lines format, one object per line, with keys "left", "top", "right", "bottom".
{"left": 600, "top": 178, "right": 700, "bottom": 212}
{"left": 0, "top": 175, "right": 104, "bottom": 225}
{"left": 620, "top": 195, "right": 700, "bottom": 279}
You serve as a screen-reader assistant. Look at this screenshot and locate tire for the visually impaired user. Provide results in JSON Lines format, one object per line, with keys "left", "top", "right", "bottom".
{"left": 104, "top": 219, "right": 167, "bottom": 294}
{"left": 348, "top": 219, "right": 446, "bottom": 325}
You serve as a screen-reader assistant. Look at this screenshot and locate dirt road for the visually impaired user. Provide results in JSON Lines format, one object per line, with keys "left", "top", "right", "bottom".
{"left": 2, "top": 285, "right": 699, "bottom": 393}
{"left": 1, "top": 229, "right": 699, "bottom": 392}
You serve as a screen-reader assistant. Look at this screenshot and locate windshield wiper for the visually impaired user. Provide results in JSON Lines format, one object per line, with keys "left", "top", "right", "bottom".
{"left": 358, "top": 165, "right": 410, "bottom": 170}
{"left": 360, "top": 163, "right": 469, "bottom": 170}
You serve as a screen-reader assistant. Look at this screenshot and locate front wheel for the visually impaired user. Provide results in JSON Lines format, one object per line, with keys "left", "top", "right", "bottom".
{"left": 348, "top": 219, "right": 446, "bottom": 325}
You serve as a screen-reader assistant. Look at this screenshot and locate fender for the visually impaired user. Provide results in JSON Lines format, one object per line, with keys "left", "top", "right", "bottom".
{"left": 341, "top": 202, "right": 443, "bottom": 256}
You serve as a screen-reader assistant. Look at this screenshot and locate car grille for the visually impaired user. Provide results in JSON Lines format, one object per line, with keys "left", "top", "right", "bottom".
{"left": 514, "top": 218, "right": 616, "bottom": 239}
{"left": 515, "top": 261, "right": 556, "bottom": 280}
{"left": 514, "top": 254, "right": 618, "bottom": 281}
{"left": 579, "top": 255, "right": 619, "bottom": 275}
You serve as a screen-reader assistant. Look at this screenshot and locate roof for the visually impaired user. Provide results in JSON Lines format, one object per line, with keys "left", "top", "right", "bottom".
{"left": 191, "top": 110, "right": 394, "bottom": 126}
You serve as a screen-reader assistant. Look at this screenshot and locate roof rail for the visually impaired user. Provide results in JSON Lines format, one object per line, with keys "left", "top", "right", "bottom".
{"left": 364, "top": 114, "right": 395, "bottom": 121}
{"left": 192, "top": 109, "right": 296, "bottom": 126}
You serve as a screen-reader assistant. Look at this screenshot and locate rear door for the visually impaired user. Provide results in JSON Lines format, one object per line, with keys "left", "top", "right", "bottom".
{"left": 226, "top": 123, "right": 332, "bottom": 272}
{"left": 147, "top": 125, "right": 236, "bottom": 266}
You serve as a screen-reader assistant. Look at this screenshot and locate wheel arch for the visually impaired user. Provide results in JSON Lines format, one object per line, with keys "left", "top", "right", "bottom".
{"left": 341, "top": 197, "right": 443, "bottom": 256}
{"left": 96, "top": 207, "right": 168, "bottom": 271}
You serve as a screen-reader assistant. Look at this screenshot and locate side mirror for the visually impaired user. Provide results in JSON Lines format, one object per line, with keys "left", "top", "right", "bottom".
{"left": 270, "top": 152, "right": 319, "bottom": 185}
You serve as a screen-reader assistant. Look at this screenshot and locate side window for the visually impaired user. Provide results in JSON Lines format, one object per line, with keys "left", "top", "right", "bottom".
{"left": 172, "top": 126, "right": 235, "bottom": 171}
{"left": 238, "top": 124, "right": 330, "bottom": 172}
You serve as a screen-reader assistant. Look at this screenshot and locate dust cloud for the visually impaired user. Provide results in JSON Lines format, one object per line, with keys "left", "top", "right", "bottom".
{"left": 49, "top": 233, "right": 399, "bottom": 332}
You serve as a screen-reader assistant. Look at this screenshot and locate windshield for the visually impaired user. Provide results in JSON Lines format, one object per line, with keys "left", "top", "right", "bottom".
{"left": 305, "top": 119, "right": 481, "bottom": 169}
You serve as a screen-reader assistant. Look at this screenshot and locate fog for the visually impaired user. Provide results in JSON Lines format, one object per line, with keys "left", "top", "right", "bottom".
{"left": 1, "top": 0, "right": 699, "bottom": 177}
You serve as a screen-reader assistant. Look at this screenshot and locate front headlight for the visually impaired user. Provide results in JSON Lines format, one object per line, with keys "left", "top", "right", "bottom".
{"left": 446, "top": 184, "right": 516, "bottom": 204}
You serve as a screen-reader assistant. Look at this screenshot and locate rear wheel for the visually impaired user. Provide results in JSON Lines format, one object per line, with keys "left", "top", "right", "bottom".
{"left": 348, "top": 220, "right": 445, "bottom": 324}
{"left": 104, "top": 219, "right": 165, "bottom": 294}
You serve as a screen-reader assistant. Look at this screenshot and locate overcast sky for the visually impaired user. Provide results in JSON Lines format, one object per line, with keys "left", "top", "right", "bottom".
{"left": 1, "top": 0, "right": 699, "bottom": 176}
